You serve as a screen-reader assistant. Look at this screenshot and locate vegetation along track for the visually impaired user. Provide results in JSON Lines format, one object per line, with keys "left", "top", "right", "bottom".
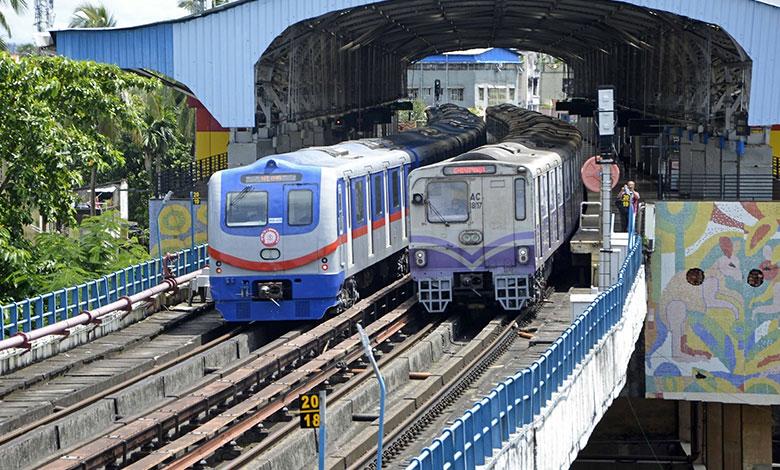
{"left": 39, "top": 277, "right": 415, "bottom": 470}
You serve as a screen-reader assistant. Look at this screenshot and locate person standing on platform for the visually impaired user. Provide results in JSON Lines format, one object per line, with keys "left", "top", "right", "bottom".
{"left": 616, "top": 180, "right": 640, "bottom": 232}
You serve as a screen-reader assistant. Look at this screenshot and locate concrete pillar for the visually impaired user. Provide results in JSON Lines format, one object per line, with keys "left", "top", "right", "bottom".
{"left": 742, "top": 405, "right": 772, "bottom": 470}
{"left": 707, "top": 402, "right": 724, "bottom": 470}
{"left": 724, "top": 404, "right": 742, "bottom": 468}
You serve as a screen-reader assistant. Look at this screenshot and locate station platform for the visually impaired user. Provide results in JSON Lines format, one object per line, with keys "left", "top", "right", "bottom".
{"left": 571, "top": 164, "right": 655, "bottom": 287}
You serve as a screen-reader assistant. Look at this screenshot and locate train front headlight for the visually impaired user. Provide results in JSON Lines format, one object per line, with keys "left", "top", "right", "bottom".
{"left": 459, "top": 230, "right": 483, "bottom": 245}
{"left": 517, "top": 246, "right": 530, "bottom": 264}
{"left": 414, "top": 249, "right": 427, "bottom": 267}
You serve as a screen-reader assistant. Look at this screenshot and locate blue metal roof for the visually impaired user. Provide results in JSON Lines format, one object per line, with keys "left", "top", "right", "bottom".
{"left": 53, "top": 0, "right": 780, "bottom": 127}
{"left": 419, "top": 48, "right": 521, "bottom": 64}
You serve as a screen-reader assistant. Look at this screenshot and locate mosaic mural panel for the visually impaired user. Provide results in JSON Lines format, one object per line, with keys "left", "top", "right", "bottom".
{"left": 149, "top": 198, "right": 208, "bottom": 256}
{"left": 646, "top": 202, "right": 780, "bottom": 404}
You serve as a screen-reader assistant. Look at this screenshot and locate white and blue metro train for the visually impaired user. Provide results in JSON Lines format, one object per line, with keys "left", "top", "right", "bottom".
{"left": 208, "top": 104, "right": 486, "bottom": 321}
{"left": 408, "top": 104, "right": 584, "bottom": 312}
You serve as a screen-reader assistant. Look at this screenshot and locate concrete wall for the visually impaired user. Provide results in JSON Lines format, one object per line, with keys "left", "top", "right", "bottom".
{"left": 486, "top": 267, "right": 648, "bottom": 470}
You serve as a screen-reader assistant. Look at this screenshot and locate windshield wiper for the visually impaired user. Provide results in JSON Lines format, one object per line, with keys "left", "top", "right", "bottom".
{"left": 427, "top": 200, "right": 450, "bottom": 227}
{"left": 228, "top": 185, "right": 254, "bottom": 211}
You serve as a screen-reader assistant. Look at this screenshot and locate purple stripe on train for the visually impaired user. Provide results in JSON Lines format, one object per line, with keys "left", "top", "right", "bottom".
{"left": 410, "top": 232, "right": 535, "bottom": 264}
{"left": 411, "top": 246, "right": 536, "bottom": 276}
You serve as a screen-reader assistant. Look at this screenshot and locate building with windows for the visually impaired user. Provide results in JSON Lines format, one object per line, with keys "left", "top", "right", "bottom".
{"left": 406, "top": 48, "right": 541, "bottom": 111}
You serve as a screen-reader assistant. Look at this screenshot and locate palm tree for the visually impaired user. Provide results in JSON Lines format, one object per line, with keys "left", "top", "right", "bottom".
{"left": 0, "top": 0, "right": 28, "bottom": 51}
{"left": 69, "top": 2, "right": 117, "bottom": 28}
{"left": 178, "top": 0, "right": 230, "bottom": 14}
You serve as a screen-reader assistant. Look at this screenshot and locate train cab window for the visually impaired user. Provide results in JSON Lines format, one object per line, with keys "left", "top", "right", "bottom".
{"left": 353, "top": 179, "right": 365, "bottom": 224}
{"left": 514, "top": 179, "right": 526, "bottom": 220}
{"left": 288, "top": 189, "right": 313, "bottom": 226}
{"left": 390, "top": 169, "right": 400, "bottom": 210}
{"left": 373, "top": 173, "right": 384, "bottom": 216}
{"left": 427, "top": 181, "right": 468, "bottom": 223}
{"left": 226, "top": 190, "right": 268, "bottom": 227}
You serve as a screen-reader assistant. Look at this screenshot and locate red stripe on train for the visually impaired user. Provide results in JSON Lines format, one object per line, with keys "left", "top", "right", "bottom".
{"left": 209, "top": 240, "right": 339, "bottom": 271}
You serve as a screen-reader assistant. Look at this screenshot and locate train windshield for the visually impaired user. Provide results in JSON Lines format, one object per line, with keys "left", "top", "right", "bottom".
{"left": 427, "top": 181, "right": 468, "bottom": 223}
{"left": 225, "top": 190, "right": 268, "bottom": 227}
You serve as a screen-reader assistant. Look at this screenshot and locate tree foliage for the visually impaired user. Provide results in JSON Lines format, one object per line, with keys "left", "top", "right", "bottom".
{"left": 0, "top": 0, "right": 27, "bottom": 51}
{"left": 0, "top": 53, "right": 156, "bottom": 301}
{"left": 69, "top": 2, "right": 117, "bottom": 28}
{"left": 20, "top": 211, "right": 149, "bottom": 298}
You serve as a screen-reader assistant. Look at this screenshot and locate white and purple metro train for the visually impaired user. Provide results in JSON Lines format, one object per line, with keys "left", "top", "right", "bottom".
{"left": 208, "top": 104, "right": 486, "bottom": 321}
{"left": 408, "top": 105, "right": 583, "bottom": 312}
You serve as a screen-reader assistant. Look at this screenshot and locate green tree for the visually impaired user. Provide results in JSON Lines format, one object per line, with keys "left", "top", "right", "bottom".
{"left": 0, "top": 54, "right": 155, "bottom": 299}
{"left": 69, "top": 2, "right": 117, "bottom": 28}
{"left": 15, "top": 43, "right": 39, "bottom": 57}
{"left": 178, "top": 0, "right": 229, "bottom": 13}
{"left": 0, "top": 0, "right": 27, "bottom": 51}
{"left": 28, "top": 211, "right": 149, "bottom": 295}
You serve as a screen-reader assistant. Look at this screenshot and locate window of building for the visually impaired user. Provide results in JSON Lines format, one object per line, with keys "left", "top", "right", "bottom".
{"left": 487, "top": 87, "right": 508, "bottom": 106}
{"left": 449, "top": 87, "right": 464, "bottom": 101}
{"left": 509, "top": 88, "right": 515, "bottom": 101}
{"left": 478, "top": 87, "right": 485, "bottom": 101}
{"left": 408, "top": 88, "right": 419, "bottom": 99}
{"left": 422, "top": 87, "right": 432, "bottom": 97}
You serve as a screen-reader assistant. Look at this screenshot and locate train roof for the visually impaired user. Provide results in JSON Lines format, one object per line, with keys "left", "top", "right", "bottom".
{"left": 415, "top": 141, "right": 562, "bottom": 177}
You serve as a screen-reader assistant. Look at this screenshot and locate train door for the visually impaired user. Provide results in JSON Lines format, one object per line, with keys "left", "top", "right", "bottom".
{"left": 337, "top": 180, "right": 346, "bottom": 269}
{"left": 548, "top": 169, "right": 558, "bottom": 247}
{"left": 482, "top": 176, "right": 514, "bottom": 268}
{"left": 282, "top": 183, "right": 316, "bottom": 268}
{"left": 389, "top": 168, "right": 401, "bottom": 246}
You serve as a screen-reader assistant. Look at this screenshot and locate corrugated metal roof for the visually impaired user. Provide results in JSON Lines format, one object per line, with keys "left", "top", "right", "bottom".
{"left": 53, "top": 0, "right": 780, "bottom": 127}
{"left": 419, "top": 48, "right": 521, "bottom": 63}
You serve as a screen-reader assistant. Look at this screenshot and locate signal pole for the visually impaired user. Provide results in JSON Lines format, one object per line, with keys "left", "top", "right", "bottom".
{"left": 597, "top": 86, "right": 616, "bottom": 291}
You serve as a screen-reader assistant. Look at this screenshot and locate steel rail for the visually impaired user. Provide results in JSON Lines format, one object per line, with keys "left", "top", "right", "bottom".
{"left": 0, "top": 264, "right": 205, "bottom": 352}
{"left": 0, "top": 320, "right": 242, "bottom": 448}
{"left": 40, "top": 277, "right": 413, "bottom": 470}
{"left": 132, "top": 299, "right": 418, "bottom": 470}
{"left": 348, "top": 307, "right": 537, "bottom": 470}
{"left": 221, "top": 308, "right": 439, "bottom": 470}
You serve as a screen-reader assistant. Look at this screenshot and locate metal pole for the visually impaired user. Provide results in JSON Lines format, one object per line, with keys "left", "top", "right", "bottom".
{"left": 318, "top": 389, "right": 326, "bottom": 470}
{"left": 596, "top": 86, "right": 615, "bottom": 291}
{"left": 599, "top": 162, "right": 612, "bottom": 290}
{"left": 356, "top": 324, "right": 385, "bottom": 470}
{"left": 190, "top": 191, "right": 196, "bottom": 254}
{"left": 156, "top": 191, "right": 174, "bottom": 263}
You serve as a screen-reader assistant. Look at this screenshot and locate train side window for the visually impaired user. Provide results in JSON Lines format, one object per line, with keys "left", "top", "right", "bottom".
{"left": 353, "top": 179, "right": 365, "bottom": 224}
{"left": 226, "top": 190, "right": 268, "bottom": 227}
{"left": 390, "top": 169, "right": 400, "bottom": 210}
{"left": 288, "top": 189, "right": 313, "bottom": 226}
{"left": 373, "top": 173, "right": 384, "bottom": 216}
{"left": 337, "top": 183, "right": 344, "bottom": 235}
{"left": 514, "top": 179, "right": 526, "bottom": 220}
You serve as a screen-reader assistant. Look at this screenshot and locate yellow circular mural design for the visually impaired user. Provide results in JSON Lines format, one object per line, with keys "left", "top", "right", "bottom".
{"left": 197, "top": 205, "right": 208, "bottom": 225}
{"left": 159, "top": 205, "right": 192, "bottom": 236}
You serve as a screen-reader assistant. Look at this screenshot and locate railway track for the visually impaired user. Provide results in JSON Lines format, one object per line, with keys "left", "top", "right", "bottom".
{"left": 201, "top": 295, "right": 546, "bottom": 470}
{"left": 37, "top": 277, "right": 415, "bottom": 470}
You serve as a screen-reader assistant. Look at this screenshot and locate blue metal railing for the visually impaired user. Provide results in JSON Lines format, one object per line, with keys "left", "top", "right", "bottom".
{"left": 1, "top": 245, "right": 210, "bottom": 341}
{"left": 407, "top": 233, "right": 642, "bottom": 470}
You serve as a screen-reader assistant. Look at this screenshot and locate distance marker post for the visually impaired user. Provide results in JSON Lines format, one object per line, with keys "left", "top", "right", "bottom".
{"left": 300, "top": 390, "right": 327, "bottom": 470}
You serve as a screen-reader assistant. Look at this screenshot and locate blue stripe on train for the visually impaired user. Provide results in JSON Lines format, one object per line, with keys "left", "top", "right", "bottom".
{"left": 211, "top": 272, "right": 345, "bottom": 321}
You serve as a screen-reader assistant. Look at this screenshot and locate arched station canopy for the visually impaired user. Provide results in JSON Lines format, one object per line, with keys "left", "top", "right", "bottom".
{"left": 53, "top": 0, "right": 780, "bottom": 130}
